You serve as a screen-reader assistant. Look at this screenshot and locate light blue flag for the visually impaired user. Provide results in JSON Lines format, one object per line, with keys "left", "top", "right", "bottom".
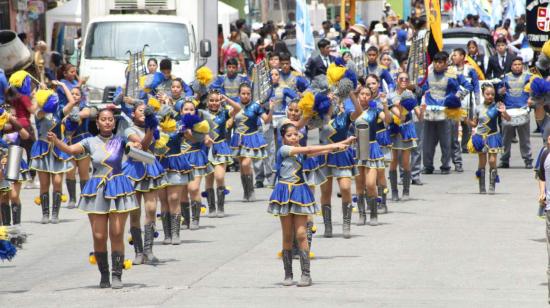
{"left": 491, "top": 0, "right": 503, "bottom": 29}
{"left": 473, "top": 0, "right": 492, "bottom": 26}
{"left": 296, "top": 0, "right": 315, "bottom": 70}
{"left": 505, "top": 0, "right": 517, "bottom": 33}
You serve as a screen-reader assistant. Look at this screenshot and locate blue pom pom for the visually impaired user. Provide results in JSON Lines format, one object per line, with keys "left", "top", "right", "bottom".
{"left": 400, "top": 98, "right": 417, "bottom": 111}
{"left": 201, "top": 191, "right": 208, "bottom": 198}
{"left": 224, "top": 189, "right": 230, "bottom": 195}
{"left": 156, "top": 213, "right": 161, "bottom": 218}
{"left": 150, "top": 72, "right": 165, "bottom": 90}
{"left": 334, "top": 57, "right": 346, "bottom": 67}
{"left": 389, "top": 123, "right": 400, "bottom": 135}
{"left": 443, "top": 95, "right": 461, "bottom": 108}
{"left": 181, "top": 113, "right": 202, "bottom": 131}
{"left": 352, "top": 195, "right": 357, "bottom": 203}
{"left": 369, "top": 101, "right": 377, "bottom": 109}
{"left": 19, "top": 76, "right": 31, "bottom": 96}
{"left": 154, "top": 231, "right": 159, "bottom": 238}
{"left": 296, "top": 76, "right": 309, "bottom": 93}
{"left": 64, "top": 118, "right": 78, "bottom": 132}
{"left": 0, "top": 108, "right": 5, "bottom": 115}
{"left": 495, "top": 175, "right": 500, "bottom": 183}
{"left": 314, "top": 93, "right": 331, "bottom": 117}
{"left": 472, "top": 134, "right": 485, "bottom": 152}
{"left": 531, "top": 78, "right": 550, "bottom": 97}
{"left": 475, "top": 169, "right": 481, "bottom": 179}
{"left": 0, "top": 240, "right": 17, "bottom": 261}
{"left": 43, "top": 94, "right": 59, "bottom": 113}
{"left": 343, "top": 69, "right": 358, "bottom": 89}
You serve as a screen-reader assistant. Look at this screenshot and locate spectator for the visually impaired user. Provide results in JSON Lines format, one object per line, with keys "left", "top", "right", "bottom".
{"left": 486, "top": 37, "right": 515, "bottom": 79}
{"left": 236, "top": 19, "right": 254, "bottom": 74}
{"left": 467, "top": 40, "right": 485, "bottom": 74}
{"left": 320, "top": 21, "right": 331, "bottom": 39}
{"left": 305, "top": 39, "right": 334, "bottom": 79}
{"left": 221, "top": 28, "right": 246, "bottom": 74}
{"left": 369, "top": 23, "right": 394, "bottom": 49}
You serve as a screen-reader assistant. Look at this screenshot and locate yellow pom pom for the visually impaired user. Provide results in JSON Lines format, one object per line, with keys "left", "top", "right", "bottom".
{"left": 277, "top": 251, "right": 283, "bottom": 258}
{"left": 160, "top": 117, "right": 177, "bottom": 133}
{"left": 128, "top": 236, "right": 133, "bottom": 245}
{"left": 444, "top": 108, "right": 467, "bottom": 122}
{"left": 0, "top": 112, "right": 9, "bottom": 130}
{"left": 196, "top": 66, "right": 214, "bottom": 86}
{"left": 311, "top": 225, "right": 317, "bottom": 233}
{"left": 123, "top": 259, "right": 132, "bottom": 270}
{"left": 36, "top": 89, "right": 54, "bottom": 107}
{"left": 298, "top": 92, "right": 315, "bottom": 118}
{"left": 34, "top": 197, "right": 41, "bottom": 205}
{"left": 192, "top": 98, "right": 199, "bottom": 108}
{"left": 543, "top": 40, "right": 550, "bottom": 58}
{"left": 352, "top": 207, "right": 358, "bottom": 213}
{"left": 200, "top": 207, "right": 206, "bottom": 214}
{"left": 392, "top": 114, "right": 401, "bottom": 125}
{"left": 61, "top": 194, "right": 68, "bottom": 202}
{"left": 309, "top": 251, "right": 315, "bottom": 259}
{"left": 148, "top": 97, "right": 161, "bottom": 112}
{"left": 193, "top": 120, "right": 210, "bottom": 134}
{"left": 154, "top": 132, "right": 169, "bottom": 149}
{"left": 467, "top": 138, "right": 477, "bottom": 154}
{"left": 8, "top": 70, "right": 29, "bottom": 87}
{"left": 0, "top": 226, "right": 7, "bottom": 240}
{"left": 326, "top": 63, "right": 346, "bottom": 86}
{"left": 89, "top": 253, "right": 97, "bottom": 265}
{"left": 139, "top": 75, "right": 148, "bottom": 92}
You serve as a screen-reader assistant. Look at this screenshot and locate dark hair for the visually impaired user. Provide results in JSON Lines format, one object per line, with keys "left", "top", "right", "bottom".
{"left": 495, "top": 37, "right": 507, "bottom": 45}
{"left": 172, "top": 77, "right": 184, "bottom": 88}
{"left": 226, "top": 58, "right": 238, "bottom": 67}
{"left": 453, "top": 48, "right": 466, "bottom": 57}
{"left": 97, "top": 108, "right": 115, "bottom": 118}
{"left": 317, "top": 39, "right": 330, "bottom": 49}
{"left": 342, "top": 51, "right": 352, "bottom": 58}
{"left": 57, "top": 63, "right": 75, "bottom": 80}
{"left": 512, "top": 56, "right": 523, "bottom": 64}
{"left": 159, "top": 59, "right": 172, "bottom": 71}
{"left": 365, "top": 74, "right": 380, "bottom": 83}
{"left": 239, "top": 82, "right": 252, "bottom": 93}
{"left": 50, "top": 51, "right": 63, "bottom": 67}
{"left": 433, "top": 51, "right": 449, "bottom": 62}
{"left": 268, "top": 52, "right": 280, "bottom": 60}
{"left": 147, "top": 58, "right": 158, "bottom": 66}
{"left": 322, "top": 21, "right": 331, "bottom": 27}
{"left": 236, "top": 19, "right": 246, "bottom": 30}
{"left": 367, "top": 46, "right": 379, "bottom": 54}
{"left": 17, "top": 33, "right": 27, "bottom": 41}
{"left": 467, "top": 40, "right": 478, "bottom": 49}
{"left": 279, "top": 122, "right": 297, "bottom": 137}
{"left": 481, "top": 83, "right": 495, "bottom": 93}
{"left": 279, "top": 52, "right": 291, "bottom": 62}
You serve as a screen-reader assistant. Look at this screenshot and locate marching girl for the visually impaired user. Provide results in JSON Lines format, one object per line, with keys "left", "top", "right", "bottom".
{"left": 31, "top": 81, "right": 78, "bottom": 224}
{"left": 57, "top": 63, "right": 87, "bottom": 107}
{"left": 203, "top": 90, "right": 241, "bottom": 218}
{"left": 269, "top": 122, "right": 353, "bottom": 287}
{"left": 467, "top": 84, "right": 510, "bottom": 194}
{"left": 231, "top": 83, "right": 273, "bottom": 202}
{"left": 388, "top": 72, "right": 424, "bottom": 201}
{"left": 123, "top": 102, "right": 167, "bottom": 264}
{"left": 318, "top": 89, "right": 362, "bottom": 239}
{"left": 48, "top": 108, "right": 140, "bottom": 289}
{"left": 179, "top": 98, "right": 211, "bottom": 230}
{"left": 354, "top": 86, "right": 391, "bottom": 225}
{"left": 64, "top": 86, "right": 93, "bottom": 209}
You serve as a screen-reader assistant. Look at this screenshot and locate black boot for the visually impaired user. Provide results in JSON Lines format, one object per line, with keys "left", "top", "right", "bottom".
{"left": 389, "top": 170, "right": 399, "bottom": 201}
{"left": 321, "top": 204, "right": 332, "bottom": 238}
{"left": 342, "top": 202, "right": 352, "bottom": 239}
{"left": 489, "top": 168, "right": 498, "bottom": 195}
{"left": 297, "top": 250, "right": 312, "bottom": 287}
{"left": 478, "top": 168, "right": 486, "bottom": 194}
{"left": 11, "top": 203, "right": 21, "bottom": 225}
{"left": 368, "top": 196, "right": 378, "bottom": 226}
{"left": 51, "top": 192, "right": 61, "bottom": 224}
{"left": 206, "top": 188, "right": 216, "bottom": 218}
{"left": 111, "top": 251, "right": 124, "bottom": 289}
{"left": 282, "top": 250, "right": 293, "bottom": 286}
{"left": 357, "top": 194, "right": 366, "bottom": 226}
{"left": 245, "top": 175, "right": 255, "bottom": 202}
{"left": 143, "top": 222, "right": 159, "bottom": 264}
{"left": 240, "top": 174, "right": 248, "bottom": 201}
{"left": 190, "top": 200, "right": 201, "bottom": 230}
{"left": 130, "top": 227, "right": 144, "bottom": 265}
{"left": 171, "top": 213, "right": 181, "bottom": 245}
{"left": 95, "top": 251, "right": 110, "bottom": 288}
{"left": 160, "top": 212, "right": 171, "bottom": 245}
{"left": 306, "top": 220, "right": 313, "bottom": 252}
{"left": 378, "top": 186, "right": 388, "bottom": 214}
{"left": 1, "top": 203, "right": 10, "bottom": 226}
{"left": 181, "top": 202, "right": 190, "bottom": 230}
{"left": 402, "top": 171, "right": 411, "bottom": 200}
{"left": 66, "top": 179, "right": 77, "bottom": 209}
{"left": 216, "top": 186, "right": 226, "bottom": 218}
{"left": 40, "top": 192, "right": 49, "bottom": 224}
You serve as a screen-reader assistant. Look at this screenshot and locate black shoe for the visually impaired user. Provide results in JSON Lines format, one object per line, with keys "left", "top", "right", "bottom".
{"left": 525, "top": 162, "right": 533, "bottom": 169}
{"left": 422, "top": 169, "right": 433, "bottom": 175}
{"left": 498, "top": 162, "right": 509, "bottom": 168}
{"left": 511, "top": 137, "right": 518, "bottom": 143}
{"left": 455, "top": 165, "right": 464, "bottom": 173}
{"left": 534, "top": 127, "right": 541, "bottom": 133}
{"left": 411, "top": 179, "right": 423, "bottom": 185}
{"left": 255, "top": 181, "right": 264, "bottom": 189}
{"left": 337, "top": 192, "right": 342, "bottom": 198}
{"left": 440, "top": 169, "right": 450, "bottom": 175}
{"left": 461, "top": 149, "right": 469, "bottom": 154}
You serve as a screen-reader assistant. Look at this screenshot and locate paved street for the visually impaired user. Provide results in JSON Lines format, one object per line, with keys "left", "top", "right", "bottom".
{"left": 0, "top": 130, "right": 548, "bottom": 307}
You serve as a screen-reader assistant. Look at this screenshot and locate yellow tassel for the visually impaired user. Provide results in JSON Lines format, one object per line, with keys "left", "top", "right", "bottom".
{"left": 0, "top": 226, "right": 7, "bottom": 240}
{"left": 200, "top": 207, "right": 206, "bottom": 214}
{"left": 196, "top": 66, "right": 214, "bottom": 86}
{"left": 36, "top": 89, "right": 54, "bottom": 107}
{"left": 392, "top": 114, "right": 401, "bottom": 125}
{"left": 444, "top": 108, "right": 466, "bottom": 122}
{"left": 128, "top": 236, "right": 133, "bottom": 244}
{"left": 154, "top": 132, "right": 169, "bottom": 149}
{"left": 89, "top": 253, "right": 97, "bottom": 265}
{"left": 311, "top": 225, "right": 317, "bottom": 233}
{"left": 160, "top": 117, "right": 177, "bottom": 133}
{"left": 34, "top": 197, "right": 41, "bottom": 205}
{"left": 123, "top": 259, "right": 133, "bottom": 270}
{"left": 467, "top": 138, "right": 477, "bottom": 154}
{"left": 0, "top": 112, "right": 9, "bottom": 130}
{"left": 193, "top": 120, "right": 210, "bottom": 134}
{"left": 8, "top": 70, "right": 28, "bottom": 87}
{"left": 148, "top": 97, "right": 161, "bottom": 112}
{"left": 61, "top": 195, "right": 68, "bottom": 202}
{"left": 139, "top": 75, "right": 148, "bottom": 91}
{"left": 277, "top": 251, "right": 283, "bottom": 258}
{"left": 309, "top": 251, "right": 315, "bottom": 259}
{"left": 543, "top": 40, "right": 550, "bottom": 59}
{"left": 298, "top": 92, "right": 315, "bottom": 118}
{"left": 524, "top": 75, "right": 542, "bottom": 93}
{"left": 192, "top": 98, "right": 199, "bottom": 108}
{"left": 326, "top": 63, "right": 346, "bottom": 86}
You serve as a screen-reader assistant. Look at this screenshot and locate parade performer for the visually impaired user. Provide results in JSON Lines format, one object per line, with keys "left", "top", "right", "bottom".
{"left": 365, "top": 46, "right": 395, "bottom": 92}
{"left": 123, "top": 102, "right": 167, "bottom": 264}
{"left": 204, "top": 90, "right": 241, "bottom": 218}
{"left": 48, "top": 108, "right": 140, "bottom": 289}
{"left": 64, "top": 86, "right": 94, "bottom": 209}
{"left": 269, "top": 122, "right": 353, "bottom": 287}
{"left": 30, "top": 81, "right": 78, "bottom": 224}
{"left": 467, "top": 84, "right": 510, "bottom": 194}
{"left": 57, "top": 63, "right": 87, "bottom": 107}
{"left": 211, "top": 58, "right": 250, "bottom": 101}
{"left": 388, "top": 72, "right": 423, "bottom": 201}
{"left": 278, "top": 52, "right": 309, "bottom": 93}
{"left": 231, "top": 83, "right": 272, "bottom": 202}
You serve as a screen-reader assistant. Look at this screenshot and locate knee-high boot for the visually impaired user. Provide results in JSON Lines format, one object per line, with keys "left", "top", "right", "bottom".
{"left": 489, "top": 168, "right": 498, "bottom": 195}
{"left": 282, "top": 250, "right": 293, "bottom": 286}
{"left": 66, "top": 179, "right": 77, "bottom": 209}
{"left": 342, "top": 202, "right": 352, "bottom": 239}
{"left": 356, "top": 194, "right": 366, "bottom": 225}
{"left": 1, "top": 203, "right": 10, "bottom": 226}
{"left": 143, "top": 222, "right": 159, "bottom": 264}
{"left": 368, "top": 196, "right": 378, "bottom": 226}
{"left": 402, "top": 171, "right": 411, "bottom": 200}
{"left": 377, "top": 186, "right": 388, "bottom": 214}
{"left": 51, "top": 192, "right": 62, "bottom": 224}
{"left": 40, "top": 192, "right": 49, "bottom": 224}
{"left": 389, "top": 170, "right": 399, "bottom": 201}
{"left": 11, "top": 203, "right": 21, "bottom": 225}
{"left": 160, "top": 212, "right": 171, "bottom": 244}
{"left": 206, "top": 188, "right": 216, "bottom": 218}
{"left": 216, "top": 186, "right": 226, "bottom": 218}
{"left": 190, "top": 200, "right": 201, "bottom": 230}
{"left": 321, "top": 204, "right": 332, "bottom": 238}
{"left": 477, "top": 168, "right": 486, "bottom": 194}
{"left": 111, "top": 251, "right": 124, "bottom": 289}
{"left": 130, "top": 226, "right": 144, "bottom": 265}
{"left": 297, "top": 249, "right": 312, "bottom": 287}
{"left": 171, "top": 213, "right": 181, "bottom": 245}
{"left": 180, "top": 202, "right": 190, "bottom": 230}
{"left": 95, "top": 251, "right": 110, "bottom": 288}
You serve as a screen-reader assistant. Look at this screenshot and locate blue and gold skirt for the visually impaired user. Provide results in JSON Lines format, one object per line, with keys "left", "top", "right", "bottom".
{"left": 123, "top": 157, "right": 167, "bottom": 192}
{"left": 159, "top": 153, "right": 194, "bottom": 185}
{"left": 303, "top": 156, "right": 327, "bottom": 186}
{"left": 78, "top": 174, "right": 138, "bottom": 214}
{"left": 30, "top": 140, "right": 73, "bottom": 174}
{"left": 356, "top": 141, "right": 385, "bottom": 169}
{"left": 268, "top": 181, "right": 319, "bottom": 216}
{"left": 317, "top": 147, "right": 357, "bottom": 178}
{"left": 209, "top": 141, "right": 234, "bottom": 166}
{"left": 391, "top": 122, "right": 418, "bottom": 150}
{"left": 231, "top": 131, "right": 267, "bottom": 159}
{"left": 183, "top": 148, "right": 209, "bottom": 178}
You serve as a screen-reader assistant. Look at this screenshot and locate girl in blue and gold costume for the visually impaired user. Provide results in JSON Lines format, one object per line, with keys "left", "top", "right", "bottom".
{"left": 467, "top": 84, "right": 510, "bottom": 194}
{"left": 231, "top": 83, "right": 272, "bottom": 202}
{"left": 354, "top": 86, "right": 391, "bottom": 226}
{"left": 203, "top": 90, "right": 241, "bottom": 218}
{"left": 64, "top": 86, "right": 94, "bottom": 209}
{"left": 123, "top": 102, "right": 167, "bottom": 265}
{"left": 318, "top": 88, "right": 362, "bottom": 239}
{"left": 49, "top": 108, "right": 140, "bottom": 289}
{"left": 269, "top": 122, "right": 353, "bottom": 287}
{"left": 179, "top": 98, "right": 211, "bottom": 230}
{"left": 30, "top": 81, "right": 78, "bottom": 224}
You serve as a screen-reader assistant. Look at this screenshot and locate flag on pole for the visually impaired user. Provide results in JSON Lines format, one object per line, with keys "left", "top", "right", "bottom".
{"left": 424, "top": 0, "right": 443, "bottom": 64}
{"left": 296, "top": 0, "right": 315, "bottom": 70}
{"left": 491, "top": 0, "right": 503, "bottom": 29}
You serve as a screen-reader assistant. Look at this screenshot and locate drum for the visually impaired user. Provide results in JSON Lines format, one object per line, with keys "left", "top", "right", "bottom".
{"left": 502, "top": 107, "right": 529, "bottom": 127}
{"left": 424, "top": 105, "right": 447, "bottom": 121}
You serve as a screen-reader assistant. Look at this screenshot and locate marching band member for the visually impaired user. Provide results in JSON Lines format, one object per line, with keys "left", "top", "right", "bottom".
{"left": 211, "top": 58, "right": 250, "bottom": 101}
{"left": 231, "top": 83, "right": 272, "bottom": 202}
{"left": 57, "top": 63, "right": 87, "bottom": 107}
{"left": 49, "top": 107, "right": 139, "bottom": 289}
{"left": 204, "top": 90, "right": 241, "bottom": 218}
{"left": 269, "top": 122, "right": 353, "bottom": 287}
{"left": 365, "top": 46, "right": 395, "bottom": 92}
{"left": 467, "top": 84, "right": 510, "bottom": 194}
{"left": 278, "top": 52, "right": 309, "bottom": 93}
{"left": 31, "top": 81, "right": 78, "bottom": 224}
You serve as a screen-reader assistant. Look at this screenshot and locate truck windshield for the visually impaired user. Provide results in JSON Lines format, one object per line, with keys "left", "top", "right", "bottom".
{"left": 85, "top": 22, "right": 191, "bottom": 61}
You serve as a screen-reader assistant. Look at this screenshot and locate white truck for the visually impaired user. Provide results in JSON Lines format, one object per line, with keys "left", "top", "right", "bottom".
{"left": 72, "top": 0, "right": 215, "bottom": 106}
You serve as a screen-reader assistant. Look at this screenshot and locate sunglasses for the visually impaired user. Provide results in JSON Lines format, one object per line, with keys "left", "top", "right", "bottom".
{"left": 398, "top": 77, "right": 409, "bottom": 81}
